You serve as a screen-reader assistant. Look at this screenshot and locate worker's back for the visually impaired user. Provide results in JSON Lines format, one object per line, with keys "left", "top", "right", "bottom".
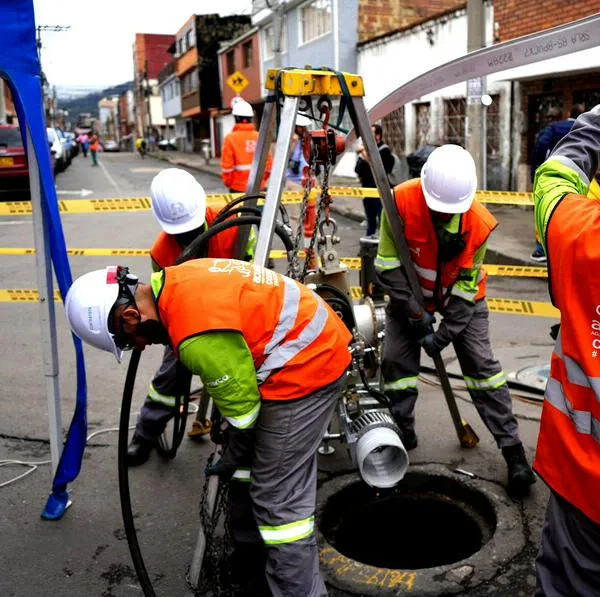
{"left": 221, "top": 123, "right": 262, "bottom": 192}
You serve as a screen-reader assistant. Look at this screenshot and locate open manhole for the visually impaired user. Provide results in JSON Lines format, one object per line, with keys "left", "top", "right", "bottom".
{"left": 317, "top": 466, "right": 524, "bottom": 597}
{"left": 321, "top": 471, "right": 495, "bottom": 569}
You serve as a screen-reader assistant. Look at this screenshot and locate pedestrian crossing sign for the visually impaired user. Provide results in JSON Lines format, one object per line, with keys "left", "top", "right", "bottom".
{"left": 227, "top": 71, "right": 249, "bottom": 94}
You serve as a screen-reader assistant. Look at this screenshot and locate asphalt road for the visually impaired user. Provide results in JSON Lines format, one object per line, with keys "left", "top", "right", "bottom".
{"left": 0, "top": 151, "right": 555, "bottom": 597}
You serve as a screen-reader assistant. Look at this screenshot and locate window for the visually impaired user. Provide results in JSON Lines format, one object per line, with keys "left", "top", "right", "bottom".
{"left": 263, "top": 18, "right": 287, "bottom": 60}
{"left": 178, "top": 38, "right": 184, "bottom": 56}
{"left": 415, "top": 103, "right": 431, "bottom": 147}
{"left": 226, "top": 50, "right": 236, "bottom": 75}
{"left": 443, "top": 98, "right": 466, "bottom": 146}
{"left": 243, "top": 41, "right": 253, "bottom": 69}
{"left": 182, "top": 71, "right": 198, "bottom": 95}
{"left": 299, "top": 0, "right": 332, "bottom": 44}
{"left": 185, "top": 29, "right": 192, "bottom": 51}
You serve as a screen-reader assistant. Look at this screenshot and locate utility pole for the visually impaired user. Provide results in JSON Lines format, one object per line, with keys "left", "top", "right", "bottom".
{"left": 466, "top": 0, "right": 486, "bottom": 189}
{"left": 36, "top": 25, "right": 70, "bottom": 126}
{"left": 265, "top": 0, "right": 284, "bottom": 69}
{"left": 143, "top": 60, "right": 153, "bottom": 142}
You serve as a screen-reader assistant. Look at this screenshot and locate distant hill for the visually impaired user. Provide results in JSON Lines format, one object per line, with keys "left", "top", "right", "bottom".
{"left": 59, "top": 81, "right": 133, "bottom": 121}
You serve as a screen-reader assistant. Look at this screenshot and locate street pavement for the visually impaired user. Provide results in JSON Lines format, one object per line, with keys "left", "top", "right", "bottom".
{"left": 0, "top": 150, "right": 556, "bottom": 596}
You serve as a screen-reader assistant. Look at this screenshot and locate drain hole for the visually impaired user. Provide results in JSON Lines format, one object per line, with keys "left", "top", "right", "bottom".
{"left": 320, "top": 473, "right": 496, "bottom": 570}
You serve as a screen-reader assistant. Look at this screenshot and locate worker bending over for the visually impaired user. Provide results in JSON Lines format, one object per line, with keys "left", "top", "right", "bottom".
{"left": 128, "top": 168, "right": 247, "bottom": 466}
{"left": 375, "top": 144, "right": 535, "bottom": 494}
{"left": 532, "top": 105, "right": 600, "bottom": 597}
{"left": 64, "top": 258, "right": 351, "bottom": 597}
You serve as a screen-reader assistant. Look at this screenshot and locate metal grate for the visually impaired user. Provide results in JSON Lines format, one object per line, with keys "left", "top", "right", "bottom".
{"left": 443, "top": 98, "right": 466, "bottom": 146}
{"left": 381, "top": 106, "right": 405, "bottom": 156}
{"left": 486, "top": 94, "right": 500, "bottom": 156}
{"left": 416, "top": 103, "right": 431, "bottom": 147}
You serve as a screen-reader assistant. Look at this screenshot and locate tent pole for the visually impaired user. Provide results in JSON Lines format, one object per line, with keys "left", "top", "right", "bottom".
{"left": 27, "top": 127, "right": 62, "bottom": 474}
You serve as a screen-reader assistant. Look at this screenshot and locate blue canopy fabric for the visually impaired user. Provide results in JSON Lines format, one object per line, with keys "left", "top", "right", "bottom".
{"left": 1, "top": 0, "right": 88, "bottom": 520}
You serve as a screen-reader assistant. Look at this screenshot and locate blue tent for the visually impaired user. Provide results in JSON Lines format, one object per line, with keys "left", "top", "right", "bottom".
{"left": 1, "top": 0, "right": 88, "bottom": 520}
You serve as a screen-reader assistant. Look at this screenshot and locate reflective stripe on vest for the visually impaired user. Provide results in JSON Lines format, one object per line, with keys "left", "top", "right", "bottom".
{"left": 234, "top": 164, "right": 252, "bottom": 171}
{"left": 232, "top": 467, "right": 251, "bottom": 482}
{"left": 546, "top": 332, "right": 600, "bottom": 442}
{"left": 256, "top": 278, "right": 328, "bottom": 384}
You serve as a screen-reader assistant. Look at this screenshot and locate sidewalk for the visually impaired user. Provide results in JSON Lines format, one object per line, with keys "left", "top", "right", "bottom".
{"left": 150, "top": 150, "right": 537, "bottom": 266}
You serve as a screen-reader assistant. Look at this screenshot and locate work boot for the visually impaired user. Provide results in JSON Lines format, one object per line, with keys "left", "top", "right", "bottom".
{"left": 502, "top": 442, "right": 536, "bottom": 495}
{"left": 126, "top": 433, "right": 154, "bottom": 467}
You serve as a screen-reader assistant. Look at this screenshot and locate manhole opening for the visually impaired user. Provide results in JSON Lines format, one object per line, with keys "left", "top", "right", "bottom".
{"left": 320, "top": 472, "right": 497, "bottom": 570}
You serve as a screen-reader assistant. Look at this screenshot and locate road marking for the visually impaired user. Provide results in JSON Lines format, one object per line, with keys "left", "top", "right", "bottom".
{"left": 0, "top": 286, "right": 560, "bottom": 317}
{"left": 0, "top": 188, "right": 536, "bottom": 216}
{"left": 0, "top": 221, "right": 27, "bottom": 226}
{"left": 99, "top": 160, "right": 122, "bottom": 195}
{"left": 129, "top": 167, "right": 164, "bottom": 173}
{"left": 57, "top": 189, "right": 93, "bottom": 197}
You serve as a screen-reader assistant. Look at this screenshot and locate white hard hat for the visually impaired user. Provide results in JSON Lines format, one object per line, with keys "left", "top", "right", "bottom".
{"left": 421, "top": 144, "right": 477, "bottom": 214}
{"left": 64, "top": 266, "right": 126, "bottom": 363}
{"left": 232, "top": 99, "right": 254, "bottom": 118}
{"left": 150, "top": 168, "right": 207, "bottom": 235}
{"left": 296, "top": 113, "right": 312, "bottom": 127}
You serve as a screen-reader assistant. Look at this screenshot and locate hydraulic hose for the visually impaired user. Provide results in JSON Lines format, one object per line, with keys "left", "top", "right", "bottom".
{"left": 216, "top": 192, "right": 291, "bottom": 229}
{"left": 118, "top": 348, "right": 157, "bottom": 597}
{"left": 176, "top": 215, "right": 294, "bottom": 265}
{"left": 212, "top": 206, "right": 263, "bottom": 226}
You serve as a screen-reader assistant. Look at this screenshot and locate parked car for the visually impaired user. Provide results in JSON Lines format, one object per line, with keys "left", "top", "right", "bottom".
{"left": 158, "top": 138, "right": 177, "bottom": 151}
{"left": 47, "top": 127, "right": 68, "bottom": 174}
{"left": 0, "top": 125, "right": 55, "bottom": 201}
{"left": 65, "top": 131, "right": 79, "bottom": 158}
{"left": 103, "top": 139, "right": 120, "bottom": 152}
{"left": 56, "top": 128, "right": 72, "bottom": 167}
{"left": 0, "top": 125, "right": 29, "bottom": 198}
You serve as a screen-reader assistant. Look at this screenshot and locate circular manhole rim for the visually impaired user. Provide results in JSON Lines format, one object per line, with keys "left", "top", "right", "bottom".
{"left": 316, "top": 464, "right": 525, "bottom": 597}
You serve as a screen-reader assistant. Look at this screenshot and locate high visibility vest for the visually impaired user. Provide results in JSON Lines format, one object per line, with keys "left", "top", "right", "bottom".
{"left": 533, "top": 194, "right": 600, "bottom": 524}
{"left": 150, "top": 206, "right": 237, "bottom": 269}
{"left": 394, "top": 179, "right": 497, "bottom": 313}
{"left": 156, "top": 259, "right": 352, "bottom": 400}
{"left": 220, "top": 123, "right": 271, "bottom": 192}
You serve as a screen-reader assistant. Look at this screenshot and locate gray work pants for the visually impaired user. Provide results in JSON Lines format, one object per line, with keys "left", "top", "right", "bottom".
{"left": 535, "top": 491, "right": 600, "bottom": 596}
{"left": 135, "top": 345, "right": 192, "bottom": 440}
{"left": 381, "top": 300, "right": 520, "bottom": 448}
{"left": 231, "top": 375, "right": 343, "bottom": 597}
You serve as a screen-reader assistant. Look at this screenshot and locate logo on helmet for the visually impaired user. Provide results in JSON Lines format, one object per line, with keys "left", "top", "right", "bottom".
{"left": 170, "top": 201, "right": 187, "bottom": 219}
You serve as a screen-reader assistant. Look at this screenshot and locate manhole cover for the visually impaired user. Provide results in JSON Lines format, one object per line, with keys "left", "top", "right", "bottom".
{"left": 320, "top": 473, "right": 495, "bottom": 569}
{"left": 317, "top": 466, "right": 525, "bottom": 597}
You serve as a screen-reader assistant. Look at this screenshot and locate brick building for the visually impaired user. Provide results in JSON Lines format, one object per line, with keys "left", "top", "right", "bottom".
{"left": 133, "top": 33, "right": 175, "bottom": 140}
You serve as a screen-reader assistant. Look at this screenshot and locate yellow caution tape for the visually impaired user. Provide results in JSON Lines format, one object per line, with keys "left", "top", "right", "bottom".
{"left": 0, "top": 188, "right": 534, "bottom": 216}
{"left": 0, "top": 247, "right": 548, "bottom": 279}
{"left": 0, "top": 286, "right": 559, "bottom": 318}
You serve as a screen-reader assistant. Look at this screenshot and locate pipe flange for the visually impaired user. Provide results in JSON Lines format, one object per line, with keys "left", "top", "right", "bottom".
{"left": 350, "top": 409, "right": 400, "bottom": 440}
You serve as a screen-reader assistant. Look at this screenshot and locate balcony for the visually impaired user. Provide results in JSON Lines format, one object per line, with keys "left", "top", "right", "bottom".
{"left": 158, "top": 61, "right": 176, "bottom": 85}
{"left": 181, "top": 90, "right": 200, "bottom": 117}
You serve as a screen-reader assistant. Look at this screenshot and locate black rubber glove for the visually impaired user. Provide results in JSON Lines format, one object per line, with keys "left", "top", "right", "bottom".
{"left": 419, "top": 333, "right": 445, "bottom": 358}
{"left": 407, "top": 311, "right": 435, "bottom": 341}
{"left": 204, "top": 459, "right": 236, "bottom": 481}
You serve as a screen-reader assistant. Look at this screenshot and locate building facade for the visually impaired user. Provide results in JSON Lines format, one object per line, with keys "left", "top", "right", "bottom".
{"left": 355, "top": 0, "right": 600, "bottom": 191}
{"left": 133, "top": 33, "right": 175, "bottom": 142}
{"left": 158, "top": 59, "right": 181, "bottom": 147}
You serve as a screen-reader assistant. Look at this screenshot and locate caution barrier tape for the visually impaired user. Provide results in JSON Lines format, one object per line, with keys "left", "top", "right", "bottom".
{"left": 0, "top": 286, "right": 559, "bottom": 318}
{"left": 0, "top": 188, "right": 534, "bottom": 217}
{"left": 0, "top": 247, "right": 549, "bottom": 279}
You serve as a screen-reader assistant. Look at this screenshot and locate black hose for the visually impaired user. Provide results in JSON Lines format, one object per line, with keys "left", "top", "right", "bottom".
{"left": 216, "top": 192, "right": 290, "bottom": 228}
{"left": 212, "top": 206, "right": 263, "bottom": 226}
{"left": 176, "top": 215, "right": 294, "bottom": 265}
{"left": 359, "top": 368, "right": 390, "bottom": 408}
{"left": 118, "top": 349, "right": 157, "bottom": 597}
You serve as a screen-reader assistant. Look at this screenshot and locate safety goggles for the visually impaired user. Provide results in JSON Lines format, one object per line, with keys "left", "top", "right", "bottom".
{"left": 108, "top": 266, "right": 139, "bottom": 351}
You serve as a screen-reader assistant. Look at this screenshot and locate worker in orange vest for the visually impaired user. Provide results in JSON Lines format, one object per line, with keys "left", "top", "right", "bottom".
{"left": 64, "top": 258, "right": 351, "bottom": 597}
{"left": 375, "top": 144, "right": 535, "bottom": 494}
{"left": 127, "top": 168, "right": 248, "bottom": 466}
{"left": 221, "top": 99, "right": 272, "bottom": 193}
{"left": 532, "top": 105, "right": 600, "bottom": 596}
{"left": 89, "top": 130, "right": 100, "bottom": 167}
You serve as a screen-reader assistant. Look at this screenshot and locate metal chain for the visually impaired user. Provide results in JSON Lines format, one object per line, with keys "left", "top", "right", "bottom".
{"left": 186, "top": 451, "right": 234, "bottom": 597}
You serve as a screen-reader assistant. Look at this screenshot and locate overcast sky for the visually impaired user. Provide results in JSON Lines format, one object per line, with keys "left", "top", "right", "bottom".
{"left": 32, "top": 0, "right": 253, "bottom": 92}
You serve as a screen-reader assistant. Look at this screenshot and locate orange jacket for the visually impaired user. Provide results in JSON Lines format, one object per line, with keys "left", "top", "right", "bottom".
{"left": 394, "top": 179, "right": 497, "bottom": 313}
{"left": 220, "top": 123, "right": 272, "bottom": 192}
{"left": 533, "top": 194, "right": 600, "bottom": 524}
{"left": 89, "top": 134, "right": 99, "bottom": 151}
{"left": 150, "top": 206, "right": 237, "bottom": 269}
{"left": 156, "top": 259, "right": 352, "bottom": 400}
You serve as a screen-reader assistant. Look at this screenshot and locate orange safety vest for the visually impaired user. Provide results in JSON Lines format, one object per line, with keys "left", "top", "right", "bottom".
{"left": 533, "top": 194, "right": 600, "bottom": 524}
{"left": 156, "top": 259, "right": 352, "bottom": 401}
{"left": 89, "top": 135, "right": 99, "bottom": 151}
{"left": 394, "top": 179, "right": 497, "bottom": 313}
{"left": 220, "top": 123, "right": 272, "bottom": 192}
{"left": 150, "top": 206, "right": 237, "bottom": 269}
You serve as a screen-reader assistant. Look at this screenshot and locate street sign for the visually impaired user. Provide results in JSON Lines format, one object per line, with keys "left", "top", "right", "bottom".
{"left": 227, "top": 71, "right": 249, "bottom": 94}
